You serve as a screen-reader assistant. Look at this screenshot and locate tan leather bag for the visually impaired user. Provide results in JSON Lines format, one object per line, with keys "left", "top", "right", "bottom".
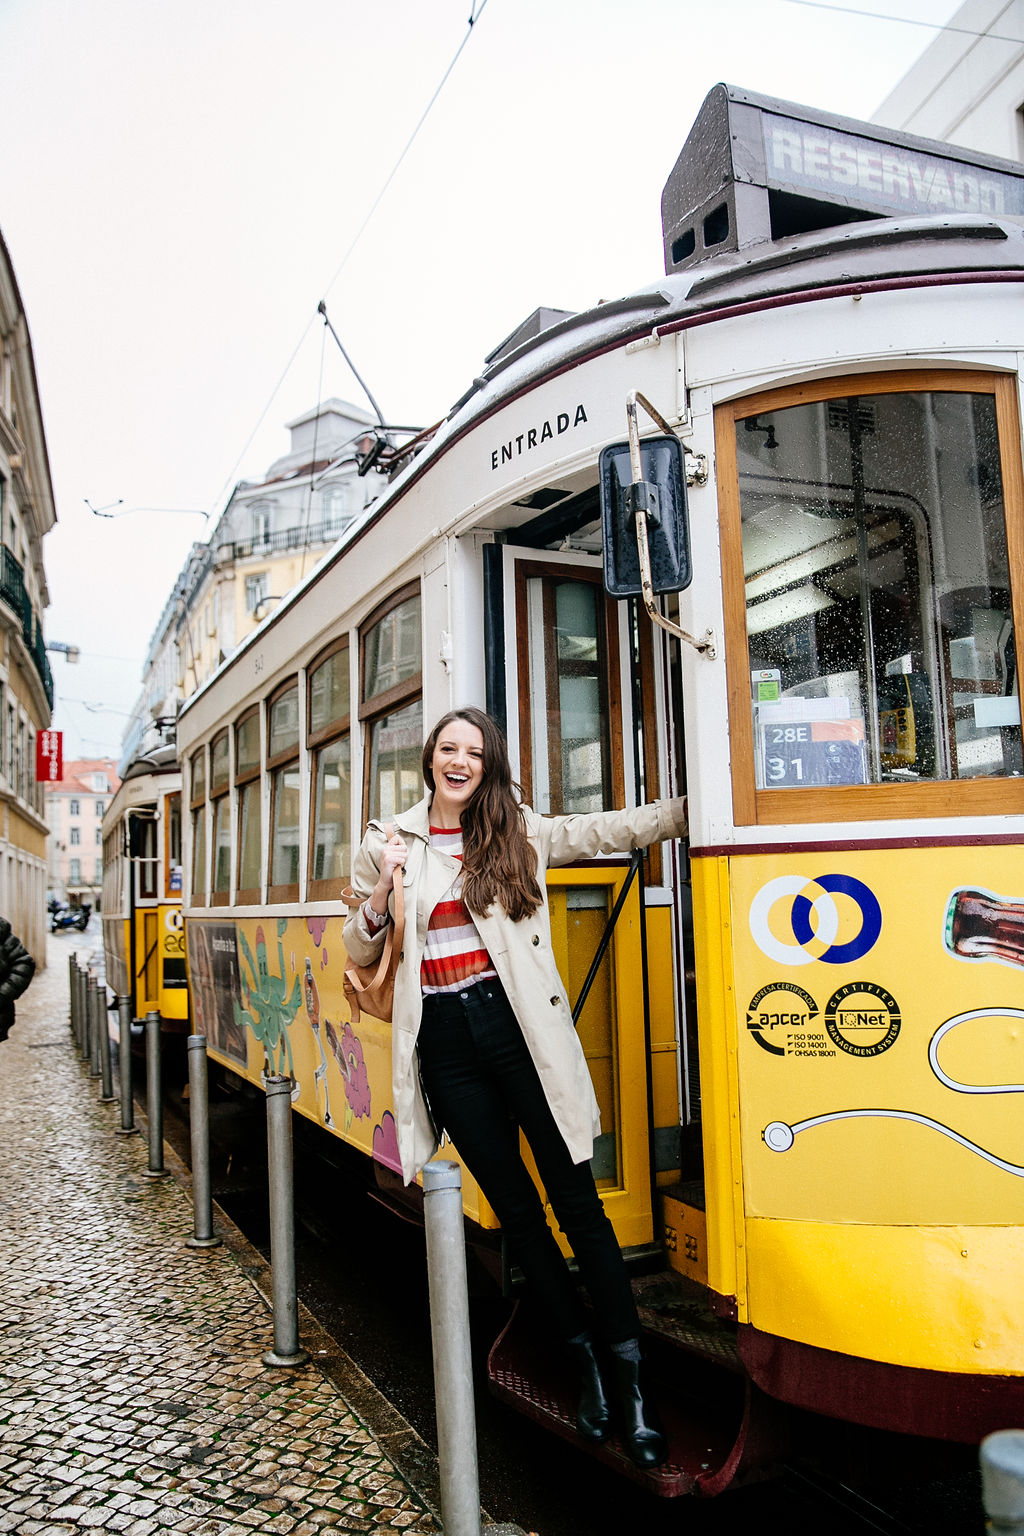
{"left": 341, "top": 831, "right": 405, "bottom": 1023}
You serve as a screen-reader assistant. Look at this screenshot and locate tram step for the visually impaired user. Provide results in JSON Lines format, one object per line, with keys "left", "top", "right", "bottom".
{"left": 632, "top": 1268, "right": 743, "bottom": 1372}
{"left": 486, "top": 1301, "right": 780, "bottom": 1497}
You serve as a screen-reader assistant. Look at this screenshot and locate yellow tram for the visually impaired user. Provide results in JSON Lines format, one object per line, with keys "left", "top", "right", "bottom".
{"left": 101, "top": 743, "right": 187, "bottom": 1029}
{"left": 176, "top": 86, "right": 1024, "bottom": 1491}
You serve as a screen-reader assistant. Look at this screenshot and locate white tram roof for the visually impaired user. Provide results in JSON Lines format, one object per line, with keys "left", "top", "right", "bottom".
{"left": 178, "top": 83, "right": 1024, "bottom": 727}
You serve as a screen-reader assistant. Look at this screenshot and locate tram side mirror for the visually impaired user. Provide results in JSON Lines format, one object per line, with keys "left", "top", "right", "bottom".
{"left": 599, "top": 436, "right": 692, "bottom": 598}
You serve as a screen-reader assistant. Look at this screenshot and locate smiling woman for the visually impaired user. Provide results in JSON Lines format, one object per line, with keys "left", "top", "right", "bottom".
{"left": 343, "top": 705, "right": 687, "bottom": 1467}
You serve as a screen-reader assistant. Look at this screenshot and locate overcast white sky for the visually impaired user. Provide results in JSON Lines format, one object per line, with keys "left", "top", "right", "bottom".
{"left": 0, "top": 0, "right": 962, "bottom": 760}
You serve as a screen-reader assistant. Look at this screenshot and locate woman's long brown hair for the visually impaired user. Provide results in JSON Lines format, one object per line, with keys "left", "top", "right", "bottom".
{"left": 422, "top": 708, "right": 542, "bottom": 921}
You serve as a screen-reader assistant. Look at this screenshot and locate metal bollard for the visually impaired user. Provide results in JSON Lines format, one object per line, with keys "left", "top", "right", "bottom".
{"left": 185, "top": 1035, "right": 221, "bottom": 1249}
{"left": 115, "top": 996, "right": 137, "bottom": 1136}
{"left": 982, "top": 1430, "right": 1024, "bottom": 1534}
{"left": 80, "top": 966, "right": 92, "bottom": 1059}
{"left": 88, "top": 976, "right": 103, "bottom": 1078}
{"left": 142, "top": 1011, "right": 168, "bottom": 1178}
{"left": 423, "top": 1160, "right": 482, "bottom": 1536}
{"left": 97, "top": 986, "right": 115, "bottom": 1103}
{"left": 262, "top": 1075, "right": 309, "bottom": 1367}
{"left": 76, "top": 965, "right": 89, "bottom": 1059}
{"left": 68, "top": 955, "right": 77, "bottom": 1036}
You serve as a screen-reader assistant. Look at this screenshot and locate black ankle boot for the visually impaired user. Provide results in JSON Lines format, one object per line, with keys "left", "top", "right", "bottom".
{"left": 610, "top": 1341, "right": 667, "bottom": 1469}
{"left": 565, "top": 1334, "right": 610, "bottom": 1443}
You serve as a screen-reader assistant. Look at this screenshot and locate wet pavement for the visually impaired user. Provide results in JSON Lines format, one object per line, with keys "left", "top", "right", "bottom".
{"left": 0, "top": 935, "right": 524, "bottom": 1535}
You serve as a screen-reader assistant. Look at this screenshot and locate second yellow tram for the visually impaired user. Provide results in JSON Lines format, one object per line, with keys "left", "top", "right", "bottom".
{"left": 101, "top": 743, "right": 187, "bottom": 1029}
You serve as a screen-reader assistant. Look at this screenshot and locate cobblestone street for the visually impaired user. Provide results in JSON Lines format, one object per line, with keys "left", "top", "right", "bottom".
{"left": 0, "top": 936, "right": 442, "bottom": 1535}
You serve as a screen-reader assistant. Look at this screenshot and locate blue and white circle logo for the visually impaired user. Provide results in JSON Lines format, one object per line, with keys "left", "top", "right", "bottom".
{"left": 749, "top": 873, "right": 882, "bottom": 966}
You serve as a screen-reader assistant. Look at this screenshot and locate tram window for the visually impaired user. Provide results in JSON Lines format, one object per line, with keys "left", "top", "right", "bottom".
{"left": 165, "top": 793, "right": 182, "bottom": 897}
{"left": 268, "top": 681, "right": 300, "bottom": 900}
{"left": 210, "top": 729, "right": 231, "bottom": 905}
{"left": 308, "top": 641, "right": 351, "bottom": 896}
{"left": 189, "top": 747, "right": 207, "bottom": 901}
{"left": 360, "top": 587, "right": 423, "bottom": 823}
{"left": 718, "top": 373, "right": 1024, "bottom": 821}
{"left": 235, "top": 708, "right": 261, "bottom": 902}
{"left": 516, "top": 565, "right": 619, "bottom": 814}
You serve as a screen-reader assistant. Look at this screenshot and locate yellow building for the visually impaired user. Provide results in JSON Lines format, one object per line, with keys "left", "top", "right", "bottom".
{"left": 0, "top": 228, "right": 56, "bottom": 964}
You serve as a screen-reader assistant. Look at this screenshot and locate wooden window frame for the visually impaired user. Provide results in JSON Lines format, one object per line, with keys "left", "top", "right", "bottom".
{"left": 267, "top": 680, "right": 300, "bottom": 903}
{"left": 234, "top": 706, "right": 262, "bottom": 905}
{"left": 189, "top": 746, "right": 208, "bottom": 904}
{"left": 358, "top": 583, "right": 422, "bottom": 824}
{"left": 307, "top": 638, "right": 351, "bottom": 901}
{"left": 164, "top": 791, "right": 182, "bottom": 902}
{"left": 514, "top": 559, "right": 625, "bottom": 810}
{"left": 209, "top": 728, "right": 231, "bottom": 907}
{"left": 715, "top": 368, "right": 1024, "bottom": 826}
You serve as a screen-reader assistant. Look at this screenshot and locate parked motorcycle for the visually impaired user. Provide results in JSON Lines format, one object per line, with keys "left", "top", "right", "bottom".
{"left": 50, "top": 901, "right": 90, "bottom": 933}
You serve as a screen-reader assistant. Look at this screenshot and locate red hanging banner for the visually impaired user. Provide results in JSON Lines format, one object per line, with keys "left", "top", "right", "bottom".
{"left": 36, "top": 729, "right": 63, "bottom": 783}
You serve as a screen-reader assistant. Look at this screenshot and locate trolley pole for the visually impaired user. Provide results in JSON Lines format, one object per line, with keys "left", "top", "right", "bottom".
{"left": 423, "top": 1160, "right": 482, "bottom": 1536}
{"left": 185, "top": 1035, "right": 221, "bottom": 1250}
{"left": 142, "top": 1010, "right": 168, "bottom": 1179}
{"left": 262, "top": 1074, "right": 309, "bottom": 1367}
{"left": 982, "top": 1430, "right": 1024, "bottom": 1534}
{"left": 116, "top": 996, "right": 137, "bottom": 1136}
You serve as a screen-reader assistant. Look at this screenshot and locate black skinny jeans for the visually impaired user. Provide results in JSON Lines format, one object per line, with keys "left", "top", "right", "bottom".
{"left": 416, "top": 977, "right": 640, "bottom": 1345}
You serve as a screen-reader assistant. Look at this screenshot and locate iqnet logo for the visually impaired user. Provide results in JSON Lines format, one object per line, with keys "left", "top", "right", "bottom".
{"left": 749, "top": 874, "right": 882, "bottom": 967}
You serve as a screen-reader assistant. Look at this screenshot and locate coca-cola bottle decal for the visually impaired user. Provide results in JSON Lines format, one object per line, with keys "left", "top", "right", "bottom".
{"left": 944, "top": 887, "right": 1024, "bottom": 970}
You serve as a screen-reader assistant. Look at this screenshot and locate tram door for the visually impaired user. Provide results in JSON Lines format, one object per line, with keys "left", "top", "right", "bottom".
{"left": 128, "top": 811, "right": 161, "bottom": 1018}
{"left": 508, "top": 553, "right": 672, "bottom": 1250}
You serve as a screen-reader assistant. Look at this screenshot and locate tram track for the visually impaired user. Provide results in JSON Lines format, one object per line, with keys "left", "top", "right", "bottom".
{"left": 150, "top": 1066, "right": 983, "bottom": 1536}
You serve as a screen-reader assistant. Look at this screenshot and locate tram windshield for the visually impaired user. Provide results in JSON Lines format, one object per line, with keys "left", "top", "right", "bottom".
{"left": 734, "top": 386, "right": 1022, "bottom": 788}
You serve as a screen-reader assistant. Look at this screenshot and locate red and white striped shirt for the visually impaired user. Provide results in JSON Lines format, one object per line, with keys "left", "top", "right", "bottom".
{"left": 421, "top": 826, "right": 497, "bottom": 994}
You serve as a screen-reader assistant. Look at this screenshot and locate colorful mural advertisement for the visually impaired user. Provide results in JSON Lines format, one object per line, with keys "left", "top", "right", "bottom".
{"left": 185, "top": 915, "right": 402, "bottom": 1176}
{"left": 729, "top": 849, "right": 1024, "bottom": 1226}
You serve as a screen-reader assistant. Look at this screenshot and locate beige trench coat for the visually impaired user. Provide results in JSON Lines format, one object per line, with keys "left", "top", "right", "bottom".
{"left": 343, "top": 793, "right": 689, "bottom": 1185}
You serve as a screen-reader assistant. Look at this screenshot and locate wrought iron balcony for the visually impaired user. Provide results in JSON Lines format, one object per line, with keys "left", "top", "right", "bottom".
{"left": 0, "top": 546, "right": 53, "bottom": 708}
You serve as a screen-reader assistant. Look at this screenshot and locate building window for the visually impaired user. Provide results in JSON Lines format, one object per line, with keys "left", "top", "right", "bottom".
{"left": 70, "top": 828, "right": 80, "bottom": 846}
{"left": 69, "top": 798, "right": 79, "bottom": 816}
{"left": 69, "top": 858, "right": 81, "bottom": 883}
{"left": 96, "top": 801, "right": 105, "bottom": 816}
{"left": 360, "top": 585, "right": 422, "bottom": 823}
{"left": 235, "top": 707, "right": 261, "bottom": 902}
{"left": 95, "top": 828, "right": 102, "bottom": 845}
{"left": 245, "top": 572, "right": 270, "bottom": 614}
{"left": 251, "top": 502, "right": 272, "bottom": 549}
{"left": 268, "top": 681, "right": 300, "bottom": 900}
{"left": 308, "top": 641, "right": 350, "bottom": 897}
{"left": 323, "top": 483, "right": 356, "bottom": 533}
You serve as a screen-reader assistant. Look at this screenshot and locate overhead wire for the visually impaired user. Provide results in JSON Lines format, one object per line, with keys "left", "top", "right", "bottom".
{"left": 319, "top": 0, "right": 491, "bottom": 303}
{"left": 207, "top": 0, "right": 492, "bottom": 522}
{"left": 781, "top": 0, "right": 1024, "bottom": 47}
